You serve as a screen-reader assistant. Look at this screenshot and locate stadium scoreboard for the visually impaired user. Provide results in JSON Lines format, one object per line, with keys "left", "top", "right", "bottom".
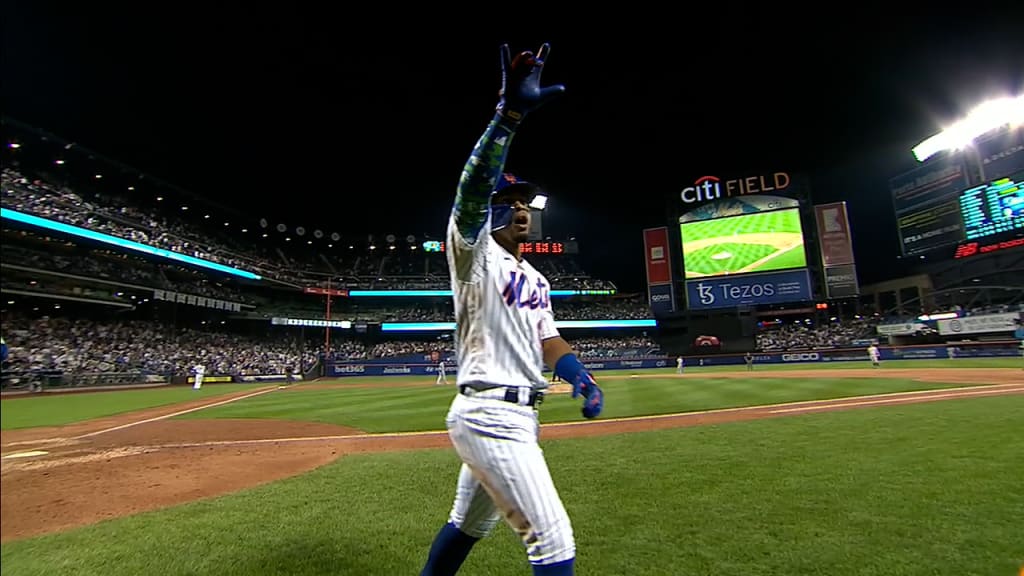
{"left": 891, "top": 126, "right": 1024, "bottom": 257}
{"left": 959, "top": 175, "right": 1023, "bottom": 240}
{"left": 421, "top": 240, "right": 578, "bottom": 254}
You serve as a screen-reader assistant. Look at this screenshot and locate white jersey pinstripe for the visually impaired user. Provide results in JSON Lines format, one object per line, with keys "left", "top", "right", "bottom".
{"left": 441, "top": 211, "right": 575, "bottom": 565}
{"left": 446, "top": 213, "right": 558, "bottom": 392}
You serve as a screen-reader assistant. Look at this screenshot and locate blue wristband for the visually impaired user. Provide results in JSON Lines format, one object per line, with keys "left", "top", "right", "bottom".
{"left": 554, "top": 353, "right": 586, "bottom": 384}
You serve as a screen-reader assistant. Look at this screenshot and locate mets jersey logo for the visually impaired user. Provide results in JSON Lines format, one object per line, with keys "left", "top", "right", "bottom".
{"left": 502, "top": 270, "right": 550, "bottom": 310}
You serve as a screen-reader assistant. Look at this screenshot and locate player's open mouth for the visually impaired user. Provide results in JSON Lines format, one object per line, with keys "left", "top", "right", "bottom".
{"left": 513, "top": 212, "right": 529, "bottom": 226}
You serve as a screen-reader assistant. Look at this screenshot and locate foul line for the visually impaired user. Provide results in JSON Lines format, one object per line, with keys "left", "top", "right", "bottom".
{"left": 541, "top": 382, "right": 1023, "bottom": 428}
{"left": 138, "top": 383, "right": 1024, "bottom": 450}
{"left": 767, "top": 386, "right": 1024, "bottom": 414}
{"left": 71, "top": 387, "right": 280, "bottom": 440}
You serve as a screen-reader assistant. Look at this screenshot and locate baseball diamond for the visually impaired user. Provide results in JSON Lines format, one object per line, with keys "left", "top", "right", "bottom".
{"left": 2, "top": 363, "right": 1022, "bottom": 575}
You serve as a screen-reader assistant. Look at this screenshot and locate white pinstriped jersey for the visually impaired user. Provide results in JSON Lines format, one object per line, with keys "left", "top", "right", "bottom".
{"left": 447, "top": 213, "right": 558, "bottom": 392}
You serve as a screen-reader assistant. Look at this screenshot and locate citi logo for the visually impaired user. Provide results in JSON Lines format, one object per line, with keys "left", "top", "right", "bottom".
{"left": 681, "top": 176, "right": 721, "bottom": 203}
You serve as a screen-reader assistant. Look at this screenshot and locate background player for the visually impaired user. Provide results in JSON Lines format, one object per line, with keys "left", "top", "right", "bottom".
{"left": 419, "top": 43, "right": 601, "bottom": 576}
{"left": 676, "top": 355, "right": 684, "bottom": 374}
{"left": 192, "top": 362, "right": 205, "bottom": 390}
{"left": 744, "top": 352, "right": 754, "bottom": 371}
{"left": 436, "top": 359, "right": 448, "bottom": 385}
{"left": 867, "top": 344, "right": 880, "bottom": 367}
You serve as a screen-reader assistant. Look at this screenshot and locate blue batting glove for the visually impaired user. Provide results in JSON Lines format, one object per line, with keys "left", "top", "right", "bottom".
{"left": 555, "top": 353, "right": 604, "bottom": 419}
{"left": 581, "top": 381, "right": 603, "bottom": 419}
{"left": 496, "top": 43, "right": 566, "bottom": 124}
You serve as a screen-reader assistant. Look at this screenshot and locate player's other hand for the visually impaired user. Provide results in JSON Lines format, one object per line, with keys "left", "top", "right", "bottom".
{"left": 497, "top": 43, "right": 565, "bottom": 122}
{"left": 571, "top": 371, "right": 603, "bottom": 419}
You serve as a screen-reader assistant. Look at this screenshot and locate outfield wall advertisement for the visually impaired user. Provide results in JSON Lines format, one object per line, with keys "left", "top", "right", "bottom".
{"left": 324, "top": 342, "right": 1020, "bottom": 376}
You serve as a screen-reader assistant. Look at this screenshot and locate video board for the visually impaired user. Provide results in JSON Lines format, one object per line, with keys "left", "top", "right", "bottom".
{"left": 679, "top": 208, "right": 807, "bottom": 279}
{"left": 959, "top": 171, "right": 1024, "bottom": 240}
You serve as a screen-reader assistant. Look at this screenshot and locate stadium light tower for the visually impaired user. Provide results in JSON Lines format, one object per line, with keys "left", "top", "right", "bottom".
{"left": 911, "top": 94, "right": 1024, "bottom": 162}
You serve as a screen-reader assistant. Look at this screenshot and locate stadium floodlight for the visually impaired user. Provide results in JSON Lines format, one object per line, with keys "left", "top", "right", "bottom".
{"left": 912, "top": 94, "right": 1024, "bottom": 162}
{"left": 529, "top": 194, "right": 548, "bottom": 210}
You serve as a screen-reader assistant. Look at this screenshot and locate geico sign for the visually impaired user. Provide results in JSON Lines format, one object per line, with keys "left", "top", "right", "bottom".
{"left": 681, "top": 172, "right": 791, "bottom": 204}
{"left": 650, "top": 293, "right": 671, "bottom": 302}
{"left": 781, "top": 352, "right": 820, "bottom": 362}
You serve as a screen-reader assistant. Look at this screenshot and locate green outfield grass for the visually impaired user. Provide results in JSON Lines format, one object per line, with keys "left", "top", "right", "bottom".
{"left": 2, "top": 360, "right": 1017, "bottom": 431}
{"left": 0, "top": 384, "right": 264, "bottom": 430}
{"left": 659, "top": 357, "right": 1024, "bottom": 372}
{"left": 173, "top": 362, "right": 1017, "bottom": 433}
{"left": 3, "top": 395, "right": 1021, "bottom": 575}
{"left": 680, "top": 208, "right": 807, "bottom": 277}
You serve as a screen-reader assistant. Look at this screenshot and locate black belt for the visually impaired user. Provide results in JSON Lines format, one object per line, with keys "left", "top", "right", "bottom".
{"left": 459, "top": 385, "right": 543, "bottom": 407}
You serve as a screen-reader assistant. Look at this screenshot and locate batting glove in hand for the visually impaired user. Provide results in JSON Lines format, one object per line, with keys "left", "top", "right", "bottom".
{"left": 497, "top": 43, "right": 566, "bottom": 123}
{"left": 572, "top": 372, "right": 603, "bottom": 419}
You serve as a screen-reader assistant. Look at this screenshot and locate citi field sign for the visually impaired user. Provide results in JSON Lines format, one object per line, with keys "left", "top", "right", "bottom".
{"left": 680, "top": 172, "right": 791, "bottom": 204}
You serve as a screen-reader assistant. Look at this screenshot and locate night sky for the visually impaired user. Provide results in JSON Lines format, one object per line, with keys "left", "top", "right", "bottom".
{"left": 3, "top": 4, "right": 1022, "bottom": 293}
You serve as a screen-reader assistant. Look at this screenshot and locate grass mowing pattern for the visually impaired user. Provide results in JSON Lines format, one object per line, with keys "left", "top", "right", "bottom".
{"left": 177, "top": 373, "right": 992, "bottom": 433}
{"left": 680, "top": 208, "right": 806, "bottom": 277}
{"left": 0, "top": 384, "right": 263, "bottom": 430}
{"left": 3, "top": 360, "right": 1017, "bottom": 430}
{"left": 3, "top": 395, "right": 1021, "bottom": 575}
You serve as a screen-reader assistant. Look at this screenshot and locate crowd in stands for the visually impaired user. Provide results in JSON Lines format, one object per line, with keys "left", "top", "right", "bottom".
{"left": 2, "top": 168, "right": 288, "bottom": 280}
{"left": 3, "top": 235, "right": 257, "bottom": 305}
{"left": 554, "top": 299, "right": 651, "bottom": 320}
{"left": 260, "top": 296, "right": 653, "bottom": 324}
{"left": 1, "top": 312, "right": 318, "bottom": 379}
{"left": 2, "top": 168, "right": 616, "bottom": 291}
{"left": 755, "top": 317, "right": 880, "bottom": 351}
{"left": 1, "top": 310, "right": 661, "bottom": 381}
{"left": 571, "top": 336, "right": 660, "bottom": 358}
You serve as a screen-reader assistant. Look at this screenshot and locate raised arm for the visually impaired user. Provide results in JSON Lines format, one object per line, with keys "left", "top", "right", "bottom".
{"left": 451, "top": 43, "right": 566, "bottom": 242}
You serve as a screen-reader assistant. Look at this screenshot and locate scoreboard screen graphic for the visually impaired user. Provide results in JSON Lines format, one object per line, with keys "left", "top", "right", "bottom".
{"left": 679, "top": 208, "right": 807, "bottom": 279}
{"left": 896, "top": 201, "right": 965, "bottom": 255}
{"left": 959, "top": 171, "right": 1024, "bottom": 240}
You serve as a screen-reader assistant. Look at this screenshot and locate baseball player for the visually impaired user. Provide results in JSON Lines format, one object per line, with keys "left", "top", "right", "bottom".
{"left": 192, "top": 363, "right": 206, "bottom": 390}
{"left": 676, "top": 356, "right": 684, "bottom": 374}
{"left": 946, "top": 346, "right": 957, "bottom": 360}
{"left": 867, "top": 344, "right": 880, "bottom": 367}
{"left": 744, "top": 352, "right": 754, "bottom": 371}
{"left": 420, "top": 43, "right": 601, "bottom": 576}
{"left": 436, "top": 360, "right": 448, "bottom": 385}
